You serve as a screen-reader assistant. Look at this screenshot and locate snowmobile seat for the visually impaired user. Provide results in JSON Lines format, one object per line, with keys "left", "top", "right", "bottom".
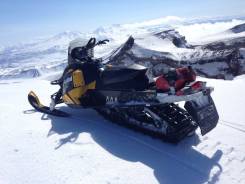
{"left": 100, "top": 64, "right": 149, "bottom": 90}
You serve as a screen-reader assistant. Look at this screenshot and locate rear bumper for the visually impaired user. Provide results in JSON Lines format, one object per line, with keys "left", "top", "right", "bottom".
{"left": 157, "top": 86, "right": 219, "bottom": 136}
{"left": 184, "top": 94, "right": 219, "bottom": 135}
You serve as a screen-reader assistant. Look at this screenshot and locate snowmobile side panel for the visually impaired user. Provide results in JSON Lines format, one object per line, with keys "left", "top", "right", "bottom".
{"left": 79, "top": 87, "right": 214, "bottom": 108}
{"left": 184, "top": 94, "right": 219, "bottom": 135}
{"left": 63, "top": 94, "right": 75, "bottom": 105}
{"left": 28, "top": 91, "right": 70, "bottom": 117}
{"left": 80, "top": 90, "right": 158, "bottom": 107}
{"left": 62, "top": 68, "right": 96, "bottom": 105}
{"left": 73, "top": 70, "right": 85, "bottom": 87}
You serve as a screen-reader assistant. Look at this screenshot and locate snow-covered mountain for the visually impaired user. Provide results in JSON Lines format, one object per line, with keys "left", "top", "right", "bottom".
{"left": 1, "top": 16, "right": 245, "bottom": 79}
{"left": 229, "top": 23, "right": 245, "bottom": 33}
{"left": 0, "top": 31, "right": 84, "bottom": 79}
{"left": 107, "top": 26, "right": 245, "bottom": 79}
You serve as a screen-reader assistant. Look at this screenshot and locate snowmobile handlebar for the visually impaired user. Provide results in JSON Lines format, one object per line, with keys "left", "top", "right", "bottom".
{"left": 96, "top": 39, "right": 109, "bottom": 45}
{"left": 70, "top": 38, "right": 109, "bottom": 64}
{"left": 86, "top": 38, "right": 109, "bottom": 49}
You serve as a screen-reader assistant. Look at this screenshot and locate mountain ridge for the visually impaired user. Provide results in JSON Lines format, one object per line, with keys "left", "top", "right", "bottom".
{"left": 1, "top": 16, "right": 245, "bottom": 80}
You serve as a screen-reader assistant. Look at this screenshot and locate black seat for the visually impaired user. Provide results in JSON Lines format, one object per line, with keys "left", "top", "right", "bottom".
{"left": 102, "top": 64, "right": 147, "bottom": 84}
{"left": 100, "top": 64, "right": 149, "bottom": 90}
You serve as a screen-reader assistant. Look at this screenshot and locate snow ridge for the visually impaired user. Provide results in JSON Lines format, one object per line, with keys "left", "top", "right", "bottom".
{"left": 1, "top": 16, "right": 245, "bottom": 79}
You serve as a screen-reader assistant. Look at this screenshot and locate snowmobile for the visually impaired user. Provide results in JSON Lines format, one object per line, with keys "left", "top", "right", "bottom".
{"left": 28, "top": 37, "right": 219, "bottom": 143}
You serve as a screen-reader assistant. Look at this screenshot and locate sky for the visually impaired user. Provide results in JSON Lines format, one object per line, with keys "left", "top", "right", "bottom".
{"left": 1, "top": 0, "right": 245, "bottom": 46}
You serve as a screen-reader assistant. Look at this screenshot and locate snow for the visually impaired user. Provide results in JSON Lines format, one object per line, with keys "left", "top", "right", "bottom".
{"left": 0, "top": 75, "right": 244, "bottom": 184}
{"left": 135, "top": 35, "right": 182, "bottom": 53}
{"left": 202, "top": 76, "right": 245, "bottom": 124}
{"left": 1, "top": 15, "right": 245, "bottom": 183}
{"left": 121, "top": 16, "right": 185, "bottom": 29}
{"left": 177, "top": 19, "right": 245, "bottom": 44}
{"left": 194, "top": 62, "right": 228, "bottom": 76}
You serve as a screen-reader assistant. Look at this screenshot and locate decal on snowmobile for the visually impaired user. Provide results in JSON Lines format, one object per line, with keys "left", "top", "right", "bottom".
{"left": 72, "top": 70, "right": 85, "bottom": 87}
{"left": 106, "top": 96, "right": 118, "bottom": 104}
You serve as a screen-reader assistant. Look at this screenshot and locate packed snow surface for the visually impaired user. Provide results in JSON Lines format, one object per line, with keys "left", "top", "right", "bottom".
{"left": 0, "top": 75, "right": 244, "bottom": 184}
{"left": 0, "top": 15, "right": 245, "bottom": 184}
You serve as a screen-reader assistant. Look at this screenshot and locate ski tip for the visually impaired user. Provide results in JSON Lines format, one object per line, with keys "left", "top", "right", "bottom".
{"left": 28, "top": 91, "right": 70, "bottom": 118}
{"left": 28, "top": 91, "right": 43, "bottom": 108}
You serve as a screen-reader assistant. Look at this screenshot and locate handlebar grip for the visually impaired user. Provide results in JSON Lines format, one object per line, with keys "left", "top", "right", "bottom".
{"left": 86, "top": 38, "right": 96, "bottom": 48}
{"left": 97, "top": 39, "right": 109, "bottom": 45}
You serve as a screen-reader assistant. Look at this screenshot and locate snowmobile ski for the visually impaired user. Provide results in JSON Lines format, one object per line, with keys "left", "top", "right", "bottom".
{"left": 28, "top": 91, "right": 70, "bottom": 117}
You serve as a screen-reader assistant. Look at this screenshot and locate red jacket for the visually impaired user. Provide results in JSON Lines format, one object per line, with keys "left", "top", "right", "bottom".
{"left": 156, "top": 67, "right": 196, "bottom": 92}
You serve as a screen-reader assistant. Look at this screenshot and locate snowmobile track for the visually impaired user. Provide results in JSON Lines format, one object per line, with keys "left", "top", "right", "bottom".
{"left": 95, "top": 103, "right": 198, "bottom": 143}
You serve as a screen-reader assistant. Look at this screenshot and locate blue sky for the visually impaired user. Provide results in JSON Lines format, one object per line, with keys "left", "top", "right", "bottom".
{"left": 1, "top": 0, "right": 245, "bottom": 45}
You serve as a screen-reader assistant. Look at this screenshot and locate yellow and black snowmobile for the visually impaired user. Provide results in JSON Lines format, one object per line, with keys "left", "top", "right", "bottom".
{"left": 28, "top": 38, "right": 219, "bottom": 143}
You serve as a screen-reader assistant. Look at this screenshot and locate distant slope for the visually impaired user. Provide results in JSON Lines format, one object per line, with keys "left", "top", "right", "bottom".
{"left": 108, "top": 32, "right": 245, "bottom": 79}
{"left": 229, "top": 23, "right": 245, "bottom": 33}
{"left": 1, "top": 16, "right": 245, "bottom": 79}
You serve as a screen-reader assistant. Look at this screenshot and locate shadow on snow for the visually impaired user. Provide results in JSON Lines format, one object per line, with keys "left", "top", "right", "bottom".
{"left": 24, "top": 106, "right": 223, "bottom": 184}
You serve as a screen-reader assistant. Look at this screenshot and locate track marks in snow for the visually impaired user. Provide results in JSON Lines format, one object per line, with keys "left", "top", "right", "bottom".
{"left": 199, "top": 143, "right": 209, "bottom": 151}
{"left": 224, "top": 147, "right": 235, "bottom": 155}
{"left": 19, "top": 107, "right": 244, "bottom": 184}
{"left": 197, "top": 136, "right": 245, "bottom": 184}
{"left": 219, "top": 120, "right": 245, "bottom": 133}
{"left": 211, "top": 141, "right": 221, "bottom": 149}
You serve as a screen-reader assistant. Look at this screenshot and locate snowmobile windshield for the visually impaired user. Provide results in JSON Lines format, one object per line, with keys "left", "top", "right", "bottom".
{"left": 68, "top": 38, "right": 88, "bottom": 54}
{"left": 68, "top": 38, "right": 94, "bottom": 63}
{"left": 68, "top": 37, "right": 109, "bottom": 65}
